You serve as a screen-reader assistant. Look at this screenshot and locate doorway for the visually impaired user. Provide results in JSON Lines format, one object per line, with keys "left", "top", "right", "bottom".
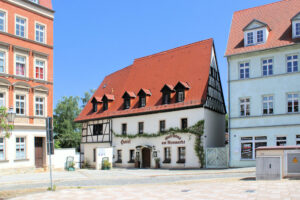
{"left": 35, "top": 137, "right": 44, "bottom": 168}
{"left": 142, "top": 148, "right": 151, "bottom": 168}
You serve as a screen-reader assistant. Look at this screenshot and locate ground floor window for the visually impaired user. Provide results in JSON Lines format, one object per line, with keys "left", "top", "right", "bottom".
{"left": 297, "top": 135, "right": 300, "bottom": 146}
{"left": 276, "top": 136, "right": 287, "bottom": 146}
{"left": 0, "top": 137, "right": 4, "bottom": 160}
{"left": 129, "top": 149, "right": 135, "bottom": 163}
{"left": 163, "top": 147, "right": 171, "bottom": 163}
{"left": 116, "top": 150, "right": 122, "bottom": 163}
{"left": 16, "top": 137, "right": 26, "bottom": 160}
{"left": 241, "top": 136, "right": 267, "bottom": 160}
{"left": 177, "top": 147, "right": 185, "bottom": 163}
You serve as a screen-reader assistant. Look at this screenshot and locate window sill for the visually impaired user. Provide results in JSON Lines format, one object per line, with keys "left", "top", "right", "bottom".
{"left": 163, "top": 159, "right": 171, "bottom": 164}
{"left": 0, "top": 160, "right": 9, "bottom": 163}
{"left": 14, "top": 159, "right": 29, "bottom": 162}
{"left": 176, "top": 159, "right": 185, "bottom": 164}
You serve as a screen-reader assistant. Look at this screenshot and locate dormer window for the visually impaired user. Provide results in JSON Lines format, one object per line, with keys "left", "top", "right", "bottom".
{"left": 174, "top": 81, "right": 190, "bottom": 103}
{"left": 160, "top": 84, "right": 174, "bottom": 105}
{"left": 91, "top": 97, "right": 101, "bottom": 113}
{"left": 122, "top": 91, "right": 136, "bottom": 110}
{"left": 103, "top": 100, "right": 108, "bottom": 111}
{"left": 93, "top": 102, "right": 97, "bottom": 112}
{"left": 137, "top": 89, "right": 151, "bottom": 108}
{"left": 101, "top": 94, "right": 114, "bottom": 111}
{"left": 292, "top": 12, "right": 300, "bottom": 38}
{"left": 243, "top": 19, "right": 269, "bottom": 46}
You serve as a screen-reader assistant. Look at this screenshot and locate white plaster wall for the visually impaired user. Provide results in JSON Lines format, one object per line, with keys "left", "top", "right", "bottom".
{"left": 52, "top": 148, "right": 80, "bottom": 169}
{"left": 204, "top": 109, "right": 225, "bottom": 148}
{"left": 0, "top": 128, "right": 46, "bottom": 169}
{"left": 82, "top": 143, "right": 111, "bottom": 168}
{"left": 113, "top": 108, "right": 205, "bottom": 135}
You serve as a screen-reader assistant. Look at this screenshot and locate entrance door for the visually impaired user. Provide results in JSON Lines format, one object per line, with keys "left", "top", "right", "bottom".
{"left": 142, "top": 148, "right": 151, "bottom": 168}
{"left": 35, "top": 137, "right": 44, "bottom": 168}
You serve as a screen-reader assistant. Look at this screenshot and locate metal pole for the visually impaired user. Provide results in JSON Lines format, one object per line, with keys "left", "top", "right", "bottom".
{"left": 48, "top": 150, "right": 53, "bottom": 190}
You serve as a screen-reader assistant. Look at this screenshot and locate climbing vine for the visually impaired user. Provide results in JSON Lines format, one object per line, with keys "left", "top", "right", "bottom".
{"left": 114, "top": 120, "right": 205, "bottom": 168}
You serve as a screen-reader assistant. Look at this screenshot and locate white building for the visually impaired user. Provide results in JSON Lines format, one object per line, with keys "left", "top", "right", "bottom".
{"left": 226, "top": 0, "right": 300, "bottom": 167}
{"left": 75, "top": 39, "right": 226, "bottom": 169}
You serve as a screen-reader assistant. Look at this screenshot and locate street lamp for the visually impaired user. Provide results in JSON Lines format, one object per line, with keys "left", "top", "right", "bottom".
{"left": 7, "top": 107, "right": 16, "bottom": 123}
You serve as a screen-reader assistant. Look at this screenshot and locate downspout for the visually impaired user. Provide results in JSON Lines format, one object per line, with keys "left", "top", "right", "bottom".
{"left": 227, "top": 57, "right": 231, "bottom": 168}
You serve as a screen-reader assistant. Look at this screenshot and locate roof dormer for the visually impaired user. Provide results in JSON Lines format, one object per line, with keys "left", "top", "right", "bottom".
{"left": 243, "top": 19, "right": 270, "bottom": 47}
{"left": 137, "top": 89, "right": 152, "bottom": 108}
{"left": 122, "top": 91, "right": 136, "bottom": 109}
{"left": 101, "top": 94, "right": 114, "bottom": 111}
{"left": 291, "top": 12, "right": 300, "bottom": 39}
{"left": 91, "top": 97, "right": 102, "bottom": 113}
{"left": 160, "top": 84, "right": 175, "bottom": 105}
{"left": 174, "top": 81, "right": 190, "bottom": 103}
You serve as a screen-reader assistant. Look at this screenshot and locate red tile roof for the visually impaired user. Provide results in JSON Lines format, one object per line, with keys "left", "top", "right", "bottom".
{"left": 38, "top": 0, "right": 53, "bottom": 10}
{"left": 225, "top": 0, "right": 300, "bottom": 56}
{"left": 103, "top": 94, "right": 115, "bottom": 101}
{"left": 75, "top": 38, "right": 213, "bottom": 122}
{"left": 139, "top": 88, "right": 152, "bottom": 96}
{"left": 123, "top": 91, "right": 136, "bottom": 98}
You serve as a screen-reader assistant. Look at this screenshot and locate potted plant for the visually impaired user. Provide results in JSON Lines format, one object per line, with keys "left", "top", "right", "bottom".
{"left": 68, "top": 161, "right": 75, "bottom": 171}
{"left": 155, "top": 158, "right": 160, "bottom": 169}
{"left": 102, "top": 160, "right": 111, "bottom": 170}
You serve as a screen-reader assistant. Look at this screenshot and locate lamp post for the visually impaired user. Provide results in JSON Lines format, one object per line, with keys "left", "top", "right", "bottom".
{"left": 7, "top": 107, "right": 16, "bottom": 124}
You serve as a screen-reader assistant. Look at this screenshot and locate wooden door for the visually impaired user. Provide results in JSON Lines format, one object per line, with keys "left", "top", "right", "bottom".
{"left": 142, "top": 148, "right": 151, "bottom": 168}
{"left": 35, "top": 137, "right": 44, "bottom": 168}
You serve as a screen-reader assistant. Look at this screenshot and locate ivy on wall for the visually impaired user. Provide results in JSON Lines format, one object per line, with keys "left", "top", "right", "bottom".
{"left": 114, "top": 120, "right": 205, "bottom": 168}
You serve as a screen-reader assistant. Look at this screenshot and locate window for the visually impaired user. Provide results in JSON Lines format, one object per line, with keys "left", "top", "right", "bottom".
{"left": 262, "top": 58, "right": 273, "bottom": 76}
{"left": 16, "top": 55, "right": 26, "bottom": 76}
{"left": 176, "top": 90, "right": 184, "bottom": 102}
{"left": 181, "top": 118, "right": 188, "bottom": 130}
{"left": 276, "top": 136, "right": 286, "bottom": 146}
{"left": 239, "top": 62, "right": 250, "bottom": 79}
{"left": 16, "top": 95, "right": 25, "bottom": 115}
{"left": 140, "top": 96, "right": 146, "bottom": 107}
{"left": 129, "top": 150, "right": 135, "bottom": 162}
{"left": 247, "top": 32, "right": 254, "bottom": 45}
{"left": 138, "top": 122, "right": 144, "bottom": 134}
{"left": 0, "top": 11, "right": 6, "bottom": 32}
{"left": 263, "top": 96, "right": 273, "bottom": 115}
{"left": 92, "top": 102, "right": 97, "bottom": 112}
{"left": 159, "top": 120, "right": 166, "bottom": 132}
{"left": 124, "top": 98, "right": 130, "bottom": 109}
{"left": 35, "top": 60, "right": 45, "bottom": 80}
{"left": 240, "top": 98, "right": 250, "bottom": 116}
{"left": 241, "top": 136, "right": 267, "bottom": 160}
{"left": 257, "top": 30, "right": 264, "bottom": 43}
{"left": 296, "top": 135, "right": 300, "bottom": 146}
{"left": 0, "top": 137, "right": 4, "bottom": 160}
{"left": 117, "top": 150, "right": 122, "bottom": 162}
{"left": 28, "top": 0, "right": 39, "bottom": 3}
{"left": 93, "top": 124, "right": 103, "bottom": 135}
{"left": 35, "top": 23, "right": 45, "bottom": 43}
{"left": 287, "top": 55, "right": 298, "bottom": 73}
{"left": 122, "top": 123, "right": 127, "bottom": 135}
{"left": 16, "top": 16, "right": 26, "bottom": 38}
{"left": 162, "top": 92, "right": 170, "bottom": 105}
{"left": 16, "top": 137, "right": 25, "bottom": 160}
{"left": 296, "top": 23, "right": 300, "bottom": 36}
{"left": 288, "top": 93, "right": 299, "bottom": 113}
{"left": 163, "top": 147, "right": 171, "bottom": 163}
{"left": 177, "top": 147, "right": 185, "bottom": 163}
{"left": 93, "top": 148, "right": 96, "bottom": 162}
{"left": 35, "top": 97, "right": 44, "bottom": 116}
{"left": 0, "top": 93, "right": 4, "bottom": 107}
{"left": 0, "top": 51, "right": 5, "bottom": 73}
{"left": 103, "top": 100, "right": 108, "bottom": 111}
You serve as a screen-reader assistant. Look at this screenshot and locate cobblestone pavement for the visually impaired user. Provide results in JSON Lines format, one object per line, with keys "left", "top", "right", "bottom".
{"left": 9, "top": 178, "right": 300, "bottom": 200}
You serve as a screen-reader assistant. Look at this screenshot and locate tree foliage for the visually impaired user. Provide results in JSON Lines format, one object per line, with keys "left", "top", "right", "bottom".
{"left": 0, "top": 106, "right": 14, "bottom": 138}
{"left": 53, "top": 96, "right": 82, "bottom": 148}
{"left": 81, "top": 89, "right": 96, "bottom": 109}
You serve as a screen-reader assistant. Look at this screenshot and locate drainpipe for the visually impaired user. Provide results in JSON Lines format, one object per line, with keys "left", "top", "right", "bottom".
{"left": 227, "top": 57, "right": 231, "bottom": 168}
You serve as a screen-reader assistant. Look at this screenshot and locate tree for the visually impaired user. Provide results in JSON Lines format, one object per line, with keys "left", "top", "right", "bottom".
{"left": 53, "top": 96, "right": 82, "bottom": 149}
{"left": 0, "top": 107, "right": 14, "bottom": 138}
{"left": 81, "top": 89, "right": 96, "bottom": 108}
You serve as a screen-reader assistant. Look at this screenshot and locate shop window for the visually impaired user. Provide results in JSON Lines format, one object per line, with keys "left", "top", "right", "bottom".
{"left": 122, "top": 124, "right": 127, "bottom": 135}
{"left": 276, "top": 136, "right": 287, "bottom": 146}
{"left": 138, "top": 122, "right": 144, "bottom": 134}
{"left": 177, "top": 147, "right": 185, "bottom": 163}
{"left": 159, "top": 120, "right": 166, "bottom": 132}
{"left": 296, "top": 135, "right": 300, "bottom": 146}
{"left": 93, "top": 124, "right": 103, "bottom": 135}
{"left": 241, "top": 136, "right": 267, "bottom": 160}
{"left": 181, "top": 118, "right": 188, "bottom": 130}
{"left": 129, "top": 150, "right": 135, "bottom": 163}
{"left": 163, "top": 147, "right": 171, "bottom": 163}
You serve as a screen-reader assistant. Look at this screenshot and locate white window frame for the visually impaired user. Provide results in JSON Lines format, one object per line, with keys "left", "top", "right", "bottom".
{"left": 35, "top": 59, "right": 45, "bottom": 80}
{"left": 15, "top": 15, "right": 27, "bottom": 38}
{"left": 35, "top": 21, "right": 46, "bottom": 44}
{"left": 178, "top": 146, "right": 186, "bottom": 161}
{"left": 164, "top": 147, "right": 171, "bottom": 161}
{"left": 15, "top": 94, "right": 26, "bottom": 116}
{"left": 287, "top": 93, "right": 299, "bottom": 113}
{"left": 240, "top": 136, "right": 267, "bottom": 160}
{"left": 276, "top": 136, "right": 287, "bottom": 146}
{"left": 286, "top": 54, "right": 299, "bottom": 73}
{"left": 35, "top": 96, "right": 44, "bottom": 117}
{"left": 0, "top": 137, "right": 5, "bottom": 161}
{"left": 16, "top": 137, "right": 26, "bottom": 160}
{"left": 244, "top": 28, "right": 266, "bottom": 46}
{"left": 0, "top": 51, "right": 5, "bottom": 73}
{"left": 0, "top": 92, "right": 5, "bottom": 107}
{"left": 29, "top": 0, "right": 39, "bottom": 4}
{"left": 15, "top": 54, "right": 26, "bottom": 77}
{"left": 262, "top": 95, "right": 274, "bottom": 115}
{"left": 239, "top": 61, "right": 250, "bottom": 79}
{"left": 292, "top": 20, "right": 300, "bottom": 38}
{"left": 262, "top": 58, "right": 273, "bottom": 76}
{"left": 240, "top": 97, "right": 250, "bottom": 117}
{"left": 0, "top": 9, "right": 7, "bottom": 32}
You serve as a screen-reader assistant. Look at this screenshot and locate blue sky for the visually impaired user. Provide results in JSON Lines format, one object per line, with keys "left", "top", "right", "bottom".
{"left": 52, "top": 0, "right": 277, "bottom": 108}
